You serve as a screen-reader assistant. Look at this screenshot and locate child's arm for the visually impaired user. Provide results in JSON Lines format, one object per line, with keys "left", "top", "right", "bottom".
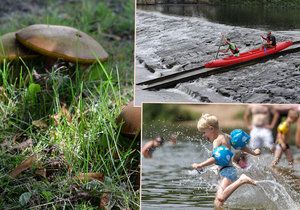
{"left": 141, "top": 141, "right": 154, "bottom": 158}
{"left": 241, "top": 146, "right": 261, "bottom": 156}
{"left": 192, "top": 157, "right": 215, "bottom": 169}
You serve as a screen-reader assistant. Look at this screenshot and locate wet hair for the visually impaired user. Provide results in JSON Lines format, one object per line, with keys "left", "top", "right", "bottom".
{"left": 155, "top": 136, "right": 165, "bottom": 145}
{"left": 197, "top": 114, "right": 219, "bottom": 132}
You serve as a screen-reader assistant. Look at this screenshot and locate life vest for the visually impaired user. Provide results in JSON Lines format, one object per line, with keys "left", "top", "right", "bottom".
{"left": 228, "top": 42, "right": 239, "bottom": 54}
{"left": 267, "top": 35, "right": 276, "bottom": 46}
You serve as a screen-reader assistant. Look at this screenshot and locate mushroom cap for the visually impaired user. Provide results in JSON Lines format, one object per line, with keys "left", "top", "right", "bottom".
{"left": 117, "top": 101, "right": 141, "bottom": 138}
{"left": 0, "top": 32, "right": 37, "bottom": 61}
{"left": 15, "top": 24, "right": 109, "bottom": 64}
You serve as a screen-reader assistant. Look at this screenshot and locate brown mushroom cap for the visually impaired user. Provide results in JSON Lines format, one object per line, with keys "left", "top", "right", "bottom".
{"left": 117, "top": 101, "right": 141, "bottom": 138}
{"left": 15, "top": 24, "right": 109, "bottom": 64}
{"left": 0, "top": 32, "right": 37, "bottom": 62}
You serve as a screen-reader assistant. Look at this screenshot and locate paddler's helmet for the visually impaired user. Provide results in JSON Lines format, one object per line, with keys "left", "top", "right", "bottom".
{"left": 212, "top": 145, "right": 233, "bottom": 166}
{"left": 230, "top": 129, "right": 250, "bottom": 150}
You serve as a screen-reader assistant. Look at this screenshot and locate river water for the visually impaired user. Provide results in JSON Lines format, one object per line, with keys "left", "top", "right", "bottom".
{"left": 141, "top": 123, "right": 300, "bottom": 209}
{"left": 135, "top": 4, "right": 300, "bottom": 105}
{"left": 137, "top": 4, "right": 300, "bottom": 30}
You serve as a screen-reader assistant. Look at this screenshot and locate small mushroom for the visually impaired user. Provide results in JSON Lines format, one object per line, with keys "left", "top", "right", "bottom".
{"left": 117, "top": 101, "right": 141, "bottom": 138}
{"left": 15, "top": 24, "right": 109, "bottom": 64}
{"left": 0, "top": 32, "right": 37, "bottom": 62}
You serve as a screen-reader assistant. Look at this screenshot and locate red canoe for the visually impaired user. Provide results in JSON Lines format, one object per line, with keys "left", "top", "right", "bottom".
{"left": 204, "top": 41, "right": 293, "bottom": 68}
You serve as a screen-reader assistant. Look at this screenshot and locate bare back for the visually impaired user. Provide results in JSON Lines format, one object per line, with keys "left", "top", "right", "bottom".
{"left": 213, "top": 132, "right": 231, "bottom": 149}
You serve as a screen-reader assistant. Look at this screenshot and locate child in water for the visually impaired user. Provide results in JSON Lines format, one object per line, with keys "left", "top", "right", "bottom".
{"left": 142, "top": 136, "right": 164, "bottom": 158}
{"left": 272, "top": 110, "right": 299, "bottom": 166}
{"left": 192, "top": 114, "right": 260, "bottom": 208}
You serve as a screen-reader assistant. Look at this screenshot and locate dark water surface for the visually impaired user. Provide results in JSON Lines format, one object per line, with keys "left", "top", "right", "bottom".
{"left": 138, "top": 4, "right": 300, "bottom": 30}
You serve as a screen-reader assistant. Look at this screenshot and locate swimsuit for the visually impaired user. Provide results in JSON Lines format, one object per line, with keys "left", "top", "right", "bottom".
{"left": 249, "top": 127, "right": 274, "bottom": 150}
{"left": 219, "top": 165, "right": 237, "bottom": 182}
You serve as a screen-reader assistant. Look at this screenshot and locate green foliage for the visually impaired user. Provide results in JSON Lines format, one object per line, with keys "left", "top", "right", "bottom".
{"left": 0, "top": 0, "right": 137, "bottom": 209}
{"left": 27, "top": 83, "right": 41, "bottom": 103}
{"left": 143, "top": 104, "right": 198, "bottom": 123}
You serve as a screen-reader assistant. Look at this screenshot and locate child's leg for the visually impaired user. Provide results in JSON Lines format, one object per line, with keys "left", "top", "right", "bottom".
{"left": 272, "top": 145, "right": 283, "bottom": 166}
{"left": 214, "top": 178, "right": 232, "bottom": 207}
{"left": 214, "top": 174, "right": 256, "bottom": 207}
{"left": 284, "top": 148, "right": 293, "bottom": 166}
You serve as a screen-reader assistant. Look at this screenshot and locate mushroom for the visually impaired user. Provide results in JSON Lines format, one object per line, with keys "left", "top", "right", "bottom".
{"left": 0, "top": 32, "right": 37, "bottom": 62}
{"left": 117, "top": 101, "right": 141, "bottom": 139}
{"left": 15, "top": 24, "right": 109, "bottom": 64}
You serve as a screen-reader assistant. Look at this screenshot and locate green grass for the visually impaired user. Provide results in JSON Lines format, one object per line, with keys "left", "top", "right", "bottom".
{"left": 0, "top": 0, "right": 138, "bottom": 209}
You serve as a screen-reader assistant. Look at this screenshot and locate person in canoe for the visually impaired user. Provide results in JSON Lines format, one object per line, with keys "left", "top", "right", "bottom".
{"left": 220, "top": 38, "right": 240, "bottom": 57}
{"left": 261, "top": 31, "right": 276, "bottom": 50}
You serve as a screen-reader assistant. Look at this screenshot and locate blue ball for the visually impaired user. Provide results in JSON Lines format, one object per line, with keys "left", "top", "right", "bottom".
{"left": 212, "top": 145, "right": 233, "bottom": 166}
{"left": 230, "top": 129, "right": 250, "bottom": 149}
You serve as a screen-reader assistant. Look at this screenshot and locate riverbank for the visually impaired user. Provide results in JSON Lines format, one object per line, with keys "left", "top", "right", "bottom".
{"left": 137, "top": 0, "right": 300, "bottom": 8}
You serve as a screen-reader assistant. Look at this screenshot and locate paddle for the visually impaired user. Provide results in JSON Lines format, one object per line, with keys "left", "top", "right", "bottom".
{"left": 215, "top": 33, "right": 225, "bottom": 59}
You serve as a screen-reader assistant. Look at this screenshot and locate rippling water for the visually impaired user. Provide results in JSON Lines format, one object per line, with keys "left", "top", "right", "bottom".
{"left": 142, "top": 138, "right": 300, "bottom": 209}
{"left": 138, "top": 4, "right": 300, "bottom": 30}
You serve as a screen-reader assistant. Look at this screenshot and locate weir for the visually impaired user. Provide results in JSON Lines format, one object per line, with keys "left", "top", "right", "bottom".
{"left": 137, "top": 41, "right": 300, "bottom": 90}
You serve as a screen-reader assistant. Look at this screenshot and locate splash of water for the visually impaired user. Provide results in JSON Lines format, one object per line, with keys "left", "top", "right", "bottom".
{"left": 256, "top": 180, "right": 299, "bottom": 210}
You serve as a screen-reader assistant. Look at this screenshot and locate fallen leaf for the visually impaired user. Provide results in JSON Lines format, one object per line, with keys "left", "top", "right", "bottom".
{"left": 12, "top": 138, "right": 33, "bottom": 150}
{"left": 10, "top": 155, "right": 36, "bottom": 178}
{"left": 19, "top": 192, "right": 32, "bottom": 206}
{"left": 50, "top": 103, "right": 72, "bottom": 126}
{"left": 32, "top": 119, "right": 48, "bottom": 129}
{"left": 35, "top": 168, "right": 47, "bottom": 178}
{"left": 99, "top": 193, "right": 110, "bottom": 209}
{"left": 77, "top": 172, "right": 105, "bottom": 182}
{"left": 61, "top": 103, "right": 72, "bottom": 123}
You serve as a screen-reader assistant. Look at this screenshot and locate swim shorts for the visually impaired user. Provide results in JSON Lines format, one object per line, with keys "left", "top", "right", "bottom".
{"left": 219, "top": 166, "right": 237, "bottom": 182}
{"left": 249, "top": 127, "right": 274, "bottom": 150}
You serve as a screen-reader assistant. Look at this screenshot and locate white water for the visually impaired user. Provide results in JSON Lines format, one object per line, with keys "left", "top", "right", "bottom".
{"left": 256, "top": 180, "right": 299, "bottom": 210}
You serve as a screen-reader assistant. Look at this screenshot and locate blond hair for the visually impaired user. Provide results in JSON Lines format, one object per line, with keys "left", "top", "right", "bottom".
{"left": 197, "top": 113, "right": 219, "bottom": 132}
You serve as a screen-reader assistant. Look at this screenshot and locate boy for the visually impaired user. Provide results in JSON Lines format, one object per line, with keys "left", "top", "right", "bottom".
{"left": 272, "top": 110, "right": 299, "bottom": 166}
{"left": 192, "top": 114, "right": 259, "bottom": 208}
{"left": 142, "top": 136, "right": 164, "bottom": 158}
